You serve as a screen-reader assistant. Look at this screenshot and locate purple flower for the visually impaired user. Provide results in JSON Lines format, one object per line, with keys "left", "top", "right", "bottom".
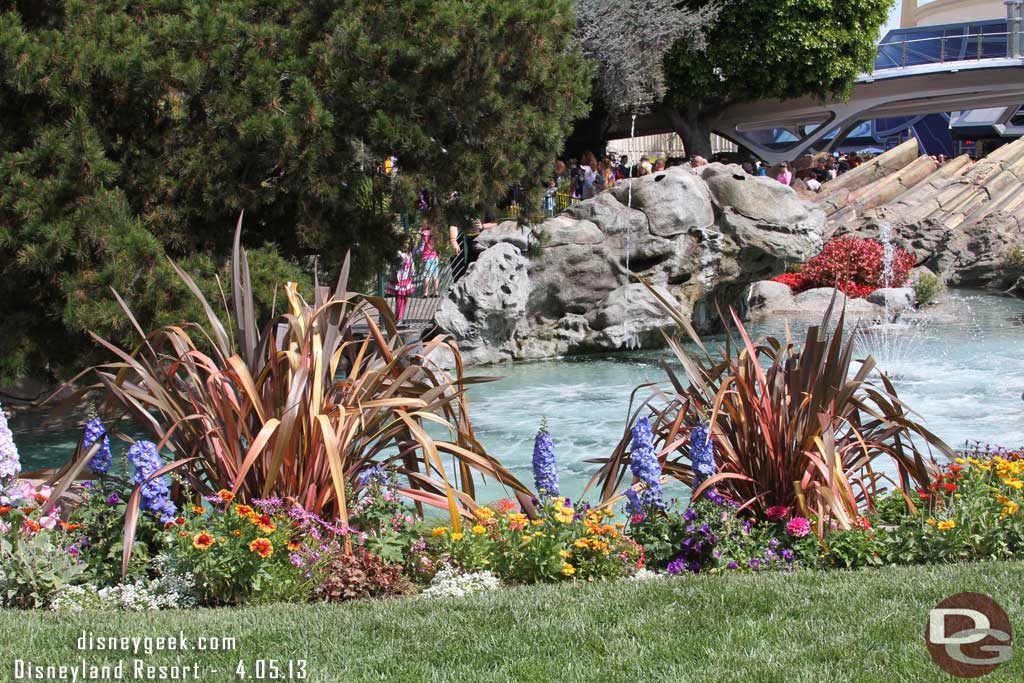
{"left": 683, "top": 508, "right": 698, "bottom": 521}
{"left": 629, "top": 417, "right": 664, "bottom": 510}
{"left": 764, "top": 549, "right": 778, "bottom": 561}
{"left": 726, "top": 561, "right": 739, "bottom": 570}
{"left": 768, "top": 538, "right": 779, "bottom": 549}
{"left": 83, "top": 416, "right": 112, "bottom": 475}
{"left": 687, "top": 560, "right": 701, "bottom": 573}
{"left": 289, "top": 553, "right": 305, "bottom": 567}
{"left": 532, "top": 419, "right": 559, "bottom": 497}
{"left": 666, "top": 558, "right": 687, "bottom": 575}
{"left": 781, "top": 549, "right": 795, "bottom": 563}
{"left": 748, "top": 558, "right": 761, "bottom": 570}
{"left": 105, "top": 492, "right": 121, "bottom": 506}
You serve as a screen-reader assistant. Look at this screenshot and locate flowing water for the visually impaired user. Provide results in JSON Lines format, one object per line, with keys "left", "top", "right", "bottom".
{"left": 9, "top": 291, "right": 1024, "bottom": 505}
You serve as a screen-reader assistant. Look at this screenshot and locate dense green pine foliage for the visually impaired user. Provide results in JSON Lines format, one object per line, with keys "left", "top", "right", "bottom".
{"left": 663, "top": 0, "right": 893, "bottom": 156}
{"left": 0, "top": 0, "right": 589, "bottom": 383}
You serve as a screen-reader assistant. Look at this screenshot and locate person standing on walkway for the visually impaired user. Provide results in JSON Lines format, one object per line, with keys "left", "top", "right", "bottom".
{"left": 416, "top": 221, "right": 440, "bottom": 297}
{"left": 775, "top": 161, "right": 793, "bottom": 186}
{"left": 387, "top": 237, "right": 416, "bottom": 322}
{"left": 580, "top": 151, "right": 598, "bottom": 199}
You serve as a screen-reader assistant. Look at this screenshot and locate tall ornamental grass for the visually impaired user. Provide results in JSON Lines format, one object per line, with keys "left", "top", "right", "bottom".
{"left": 589, "top": 278, "right": 953, "bottom": 533}
{"left": 44, "top": 216, "right": 530, "bottom": 573}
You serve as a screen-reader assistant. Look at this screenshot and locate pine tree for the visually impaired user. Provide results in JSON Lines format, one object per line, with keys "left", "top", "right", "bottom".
{"left": 0, "top": 1, "right": 589, "bottom": 383}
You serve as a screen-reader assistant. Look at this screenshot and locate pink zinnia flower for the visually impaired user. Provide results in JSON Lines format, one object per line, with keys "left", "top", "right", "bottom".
{"left": 786, "top": 516, "right": 811, "bottom": 538}
{"left": 765, "top": 505, "right": 790, "bottom": 522}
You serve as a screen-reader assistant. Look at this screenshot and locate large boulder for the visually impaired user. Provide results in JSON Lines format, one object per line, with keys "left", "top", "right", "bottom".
{"left": 434, "top": 243, "right": 529, "bottom": 365}
{"left": 866, "top": 287, "right": 916, "bottom": 311}
{"left": 435, "top": 166, "right": 827, "bottom": 364}
{"left": 473, "top": 221, "right": 534, "bottom": 253}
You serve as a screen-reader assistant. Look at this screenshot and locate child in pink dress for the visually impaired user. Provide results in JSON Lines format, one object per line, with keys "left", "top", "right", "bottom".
{"left": 387, "top": 238, "right": 416, "bottom": 321}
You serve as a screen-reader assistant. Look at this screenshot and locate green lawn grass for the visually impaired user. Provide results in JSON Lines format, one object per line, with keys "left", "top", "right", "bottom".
{"left": 1, "top": 562, "right": 1020, "bottom": 682}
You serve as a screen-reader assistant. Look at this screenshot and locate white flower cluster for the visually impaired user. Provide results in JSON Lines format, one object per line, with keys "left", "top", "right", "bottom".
{"left": 627, "top": 568, "right": 665, "bottom": 582}
{"left": 152, "top": 553, "right": 196, "bottom": 606}
{"left": 0, "top": 402, "right": 21, "bottom": 499}
{"left": 50, "top": 578, "right": 191, "bottom": 612}
{"left": 420, "top": 566, "right": 500, "bottom": 598}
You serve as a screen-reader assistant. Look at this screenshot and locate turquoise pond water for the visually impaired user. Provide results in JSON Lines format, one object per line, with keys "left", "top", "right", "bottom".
{"left": 9, "top": 290, "right": 1024, "bottom": 506}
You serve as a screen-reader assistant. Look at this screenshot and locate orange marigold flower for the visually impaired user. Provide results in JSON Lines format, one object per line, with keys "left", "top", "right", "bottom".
{"left": 232, "top": 529, "right": 242, "bottom": 536}
{"left": 24, "top": 520, "right": 42, "bottom": 533}
{"left": 494, "top": 498, "right": 517, "bottom": 514}
{"left": 192, "top": 505, "right": 207, "bottom": 515}
{"left": 287, "top": 541, "right": 301, "bottom": 551}
{"left": 234, "top": 504, "right": 255, "bottom": 518}
{"left": 252, "top": 514, "right": 276, "bottom": 533}
{"left": 0, "top": 505, "right": 11, "bottom": 515}
{"left": 248, "top": 537, "right": 273, "bottom": 559}
{"left": 192, "top": 531, "right": 215, "bottom": 550}
{"left": 19, "top": 507, "right": 35, "bottom": 514}
{"left": 33, "top": 493, "right": 47, "bottom": 504}
{"left": 59, "top": 522, "right": 82, "bottom": 531}
{"left": 216, "top": 489, "right": 235, "bottom": 502}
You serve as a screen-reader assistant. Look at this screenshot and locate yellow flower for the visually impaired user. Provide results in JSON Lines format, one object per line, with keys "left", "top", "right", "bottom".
{"left": 561, "top": 562, "right": 576, "bottom": 576}
{"left": 192, "top": 531, "right": 215, "bottom": 550}
{"left": 955, "top": 457, "right": 967, "bottom": 465}
{"left": 507, "top": 513, "right": 528, "bottom": 530}
{"left": 248, "top": 537, "right": 273, "bottom": 559}
{"left": 474, "top": 507, "right": 495, "bottom": 521}
{"left": 555, "top": 513, "right": 574, "bottom": 524}
{"left": 191, "top": 505, "right": 206, "bottom": 515}
{"left": 531, "top": 519, "right": 544, "bottom": 526}
{"left": 1002, "top": 501, "right": 1019, "bottom": 518}
{"left": 472, "top": 524, "right": 487, "bottom": 535}
{"left": 559, "top": 550, "right": 572, "bottom": 558}
{"left": 1004, "top": 478, "right": 1024, "bottom": 490}
{"left": 450, "top": 532, "right": 464, "bottom": 541}
{"left": 574, "top": 538, "right": 589, "bottom": 549}
{"left": 431, "top": 527, "right": 449, "bottom": 537}
{"left": 926, "top": 518, "right": 937, "bottom": 525}
{"left": 937, "top": 520, "right": 956, "bottom": 531}
{"left": 521, "top": 534, "right": 533, "bottom": 544}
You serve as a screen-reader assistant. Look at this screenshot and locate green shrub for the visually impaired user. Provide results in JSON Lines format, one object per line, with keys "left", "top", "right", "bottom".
{"left": 0, "top": 532, "right": 87, "bottom": 608}
{"left": 911, "top": 272, "right": 944, "bottom": 307}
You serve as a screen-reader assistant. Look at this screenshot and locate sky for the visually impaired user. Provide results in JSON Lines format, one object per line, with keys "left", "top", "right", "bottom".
{"left": 884, "top": 1, "right": 904, "bottom": 36}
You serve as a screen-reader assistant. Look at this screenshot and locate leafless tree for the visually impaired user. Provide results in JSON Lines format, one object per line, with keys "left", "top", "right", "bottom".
{"left": 576, "top": 0, "right": 720, "bottom": 114}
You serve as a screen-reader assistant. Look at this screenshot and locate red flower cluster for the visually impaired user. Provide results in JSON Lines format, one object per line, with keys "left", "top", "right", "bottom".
{"left": 773, "top": 238, "right": 916, "bottom": 299}
{"left": 769, "top": 272, "right": 812, "bottom": 292}
{"left": 800, "top": 237, "right": 916, "bottom": 298}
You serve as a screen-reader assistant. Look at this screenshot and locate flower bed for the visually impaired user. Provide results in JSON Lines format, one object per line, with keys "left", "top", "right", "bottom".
{"left": 4, "top": 392, "right": 1023, "bottom": 611}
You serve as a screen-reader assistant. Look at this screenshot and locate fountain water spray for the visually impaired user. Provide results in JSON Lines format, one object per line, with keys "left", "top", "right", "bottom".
{"left": 856, "top": 221, "right": 923, "bottom": 378}
{"left": 622, "top": 112, "right": 640, "bottom": 350}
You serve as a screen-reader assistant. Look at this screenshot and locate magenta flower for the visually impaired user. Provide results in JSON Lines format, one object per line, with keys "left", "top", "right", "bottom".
{"left": 765, "top": 505, "right": 790, "bottom": 522}
{"left": 786, "top": 516, "right": 811, "bottom": 538}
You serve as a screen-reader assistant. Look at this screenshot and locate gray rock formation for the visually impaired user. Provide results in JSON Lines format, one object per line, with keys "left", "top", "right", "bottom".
{"left": 820, "top": 138, "right": 1024, "bottom": 291}
{"left": 866, "top": 287, "right": 916, "bottom": 311}
{"left": 746, "top": 285, "right": 887, "bottom": 321}
{"left": 436, "top": 164, "right": 825, "bottom": 363}
{"left": 434, "top": 242, "right": 530, "bottom": 365}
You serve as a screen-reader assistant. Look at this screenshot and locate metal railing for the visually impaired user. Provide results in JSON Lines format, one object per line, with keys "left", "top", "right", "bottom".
{"left": 872, "top": 30, "right": 1024, "bottom": 72}
{"left": 375, "top": 231, "right": 470, "bottom": 328}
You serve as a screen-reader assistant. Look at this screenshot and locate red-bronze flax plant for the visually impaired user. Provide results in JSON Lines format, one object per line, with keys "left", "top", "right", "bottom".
{"left": 589, "top": 277, "right": 952, "bottom": 534}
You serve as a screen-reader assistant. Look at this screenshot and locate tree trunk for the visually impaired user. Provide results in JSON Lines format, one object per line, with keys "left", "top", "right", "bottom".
{"left": 659, "top": 103, "right": 713, "bottom": 159}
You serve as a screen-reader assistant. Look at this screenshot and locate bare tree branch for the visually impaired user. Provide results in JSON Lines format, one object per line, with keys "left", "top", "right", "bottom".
{"left": 576, "top": 0, "right": 721, "bottom": 114}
